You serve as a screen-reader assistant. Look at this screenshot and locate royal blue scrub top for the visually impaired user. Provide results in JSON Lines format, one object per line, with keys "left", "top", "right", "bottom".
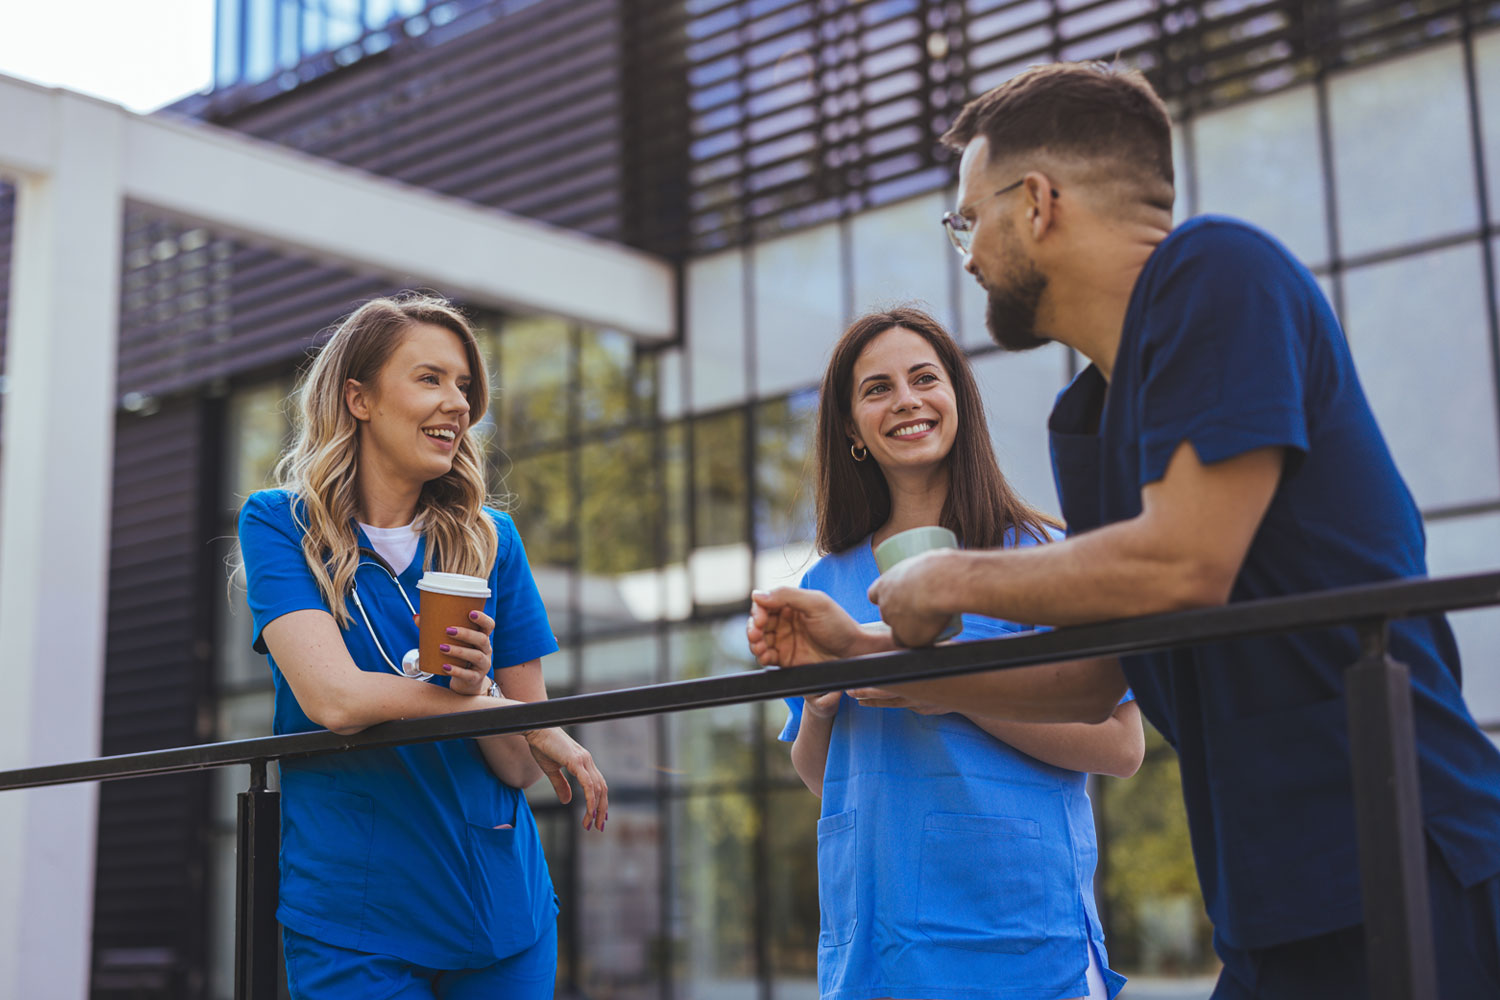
{"left": 1047, "top": 215, "right": 1500, "bottom": 950}
{"left": 781, "top": 529, "right": 1126, "bottom": 1000}
{"left": 238, "top": 489, "right": 560, "bottom": 969}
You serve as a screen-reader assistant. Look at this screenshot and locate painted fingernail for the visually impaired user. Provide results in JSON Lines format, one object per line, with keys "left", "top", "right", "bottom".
{"left": 469, "top": 611, "right": 479, "bottom": 621}
{"left": 439, "top": 643, "right": 450, "bottom": 652}
{"left": 446, "top": 627, "right": 457, "bottom": 636}
{"left": 443, "top": 664, "right": 453, "bottom": 673}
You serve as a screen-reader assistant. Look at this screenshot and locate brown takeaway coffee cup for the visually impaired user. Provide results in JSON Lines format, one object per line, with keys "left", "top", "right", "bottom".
{"left": 416, "top": 572, "right": 491, "bottom": 676}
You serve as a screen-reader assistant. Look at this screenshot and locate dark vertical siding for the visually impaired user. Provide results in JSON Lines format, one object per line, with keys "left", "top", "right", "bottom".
{"left": 92, "top": 400, "right": 215, "bottom": 999}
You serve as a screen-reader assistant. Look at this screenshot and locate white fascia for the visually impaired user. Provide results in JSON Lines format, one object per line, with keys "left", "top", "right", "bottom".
{"left": 0, "top": 72, "right": 676, "bottom": 341}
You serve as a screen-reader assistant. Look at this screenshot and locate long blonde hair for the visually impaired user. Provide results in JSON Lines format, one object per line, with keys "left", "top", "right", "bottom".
{"left": 275, "top": 293, "right": 498, "bottom": 628}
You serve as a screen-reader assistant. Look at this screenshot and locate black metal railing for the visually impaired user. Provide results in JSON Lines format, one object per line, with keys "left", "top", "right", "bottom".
{"left": 4, "top": 570, "right": 1499, "bottom": 1000}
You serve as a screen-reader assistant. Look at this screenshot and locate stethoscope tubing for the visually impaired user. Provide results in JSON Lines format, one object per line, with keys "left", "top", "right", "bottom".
{"left": 350, "top": 547, "right": 429, "bottom": 680}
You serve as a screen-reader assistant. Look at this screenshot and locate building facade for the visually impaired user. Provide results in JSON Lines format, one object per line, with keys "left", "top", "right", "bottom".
{"left": 2, "top": 0, "right": 1499, "bottom": 996}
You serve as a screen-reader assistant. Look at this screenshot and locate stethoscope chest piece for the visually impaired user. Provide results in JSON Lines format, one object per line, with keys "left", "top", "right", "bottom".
{"left": 400, "top": 647, "right": 427, "bottom": 679}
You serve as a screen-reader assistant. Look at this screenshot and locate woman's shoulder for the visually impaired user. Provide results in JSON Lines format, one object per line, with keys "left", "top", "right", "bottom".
{"left": 802, "top": 539, "right": 872, "bottom": 589}
{"left": 240, "top": 488, "right": 300, "bottom": 526}
{"left": 482, "top": 505, "right": 518, "bottom": 535}
{"left": 1003, "top": 521, "right": 1065, "bottom": 549}
{"left": 482, "top": 505, "right": 521, "bottom": 563}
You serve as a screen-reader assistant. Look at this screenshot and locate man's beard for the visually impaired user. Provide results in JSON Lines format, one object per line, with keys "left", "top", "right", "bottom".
{"left": 984, "top": 257, "right": 1051, "bottom": 353}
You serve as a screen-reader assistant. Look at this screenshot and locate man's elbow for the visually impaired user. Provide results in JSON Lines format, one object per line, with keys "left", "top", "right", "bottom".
{"left": 1160, "top": 556, "right": 1238, "bottom": 611}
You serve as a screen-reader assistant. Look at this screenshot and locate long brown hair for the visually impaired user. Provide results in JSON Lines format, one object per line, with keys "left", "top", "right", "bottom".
{"left": 814, "top": 306, "right": 1060, "bottom": 555}
{"left": 273, "top": 293, "right": 498, "bottom": 628}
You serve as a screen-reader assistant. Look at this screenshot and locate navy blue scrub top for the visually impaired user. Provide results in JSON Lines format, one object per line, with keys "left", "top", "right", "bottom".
{"left": 238, "top": 489, "right": 560, "bottom": 969}
{"left": 1047, "top": 215, "right": 1500, "bottom": 950}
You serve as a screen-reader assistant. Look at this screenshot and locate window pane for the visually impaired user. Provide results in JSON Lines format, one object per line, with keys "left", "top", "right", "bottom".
{"left": 848, "top": 192, "right": 952, "bottom": 328}
{"left": 666, "top": 621, "right": 758, "bottom": 788}
{"left": 1470, "top": 27, "right": 1500, "bottom": 225}
{"left": 579, "top": 801, "right": 665, "bottom": 1000}
{"left": 969, "top": 345, "right": 1071, "bottom": 518}
{"left": 693, "top": 411, "right": 748, "bottom": 549}
{"left": 693, "top": 412, "right": 751, "bottom": 607}
{"left": 1342, "top": 242, "right": 1500, "bottom": 509}
{"left": 503, "top": 449, "right": 576, "bottom": 638}
{"left": 576, "top": 633, "right": 661, "bottom": 789}
{"left": 224, "top": 380, "right": 291, "bottom": 504}
{"left": 499, "top": 316, "right": 572, "bottom": 447}
{"left": 1192, "top": 85, "right": 1329, "bottom": 268}
{"left": 670, "top": 792, "right": 757, "bottom": 991}
{"left": 1426, "top": 512, "right": 1500, "bottom": 726}
{"left": 580, "top": 431, "right": 663, "bottom": 633}
{"left": 658, "top": 347, "right": 685, "bottom": 422}
{"left": 755, "top": 391, "right": 819, "bottom": 591}
{"left": 1330, "top": 43, "right": 1478, "bottom": 257}
{"left": 1097, "top": 726, "right": 1217, "bottom": 979}
{"left": 245, "top": 0, "right": 276, "bottom": 83}
{"left": 687, "top": 250, "right": 749, "bottom": 411}
{"left": 215, "top": 0, "right": 242, "bottom": 86}
{"left": 325, "top": 0, "right": 363, "bottom": 48}
{"left": 754, "top": 221, "right": 845, "bottom": 398}
{"left": 1172, "top": 118, "right": 1191, "bottom": 225}
{"left": 579, "top": 327, "right": 649, "bottom": 431}
{"left": 767, "top": 787, "right": 821, "bottom": 995}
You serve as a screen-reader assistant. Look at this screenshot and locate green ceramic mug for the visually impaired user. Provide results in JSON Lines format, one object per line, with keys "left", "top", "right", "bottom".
{"left": 872, "top": 526, "right": 963, "bottom": 642}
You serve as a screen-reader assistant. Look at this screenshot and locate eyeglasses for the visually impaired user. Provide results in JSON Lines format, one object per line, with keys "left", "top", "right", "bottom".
{"left": 940, "top": 180, "right": 1059, "bottom": 256}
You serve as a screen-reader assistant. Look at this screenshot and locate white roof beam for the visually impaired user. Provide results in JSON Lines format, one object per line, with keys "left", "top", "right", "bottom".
{"left": 0, "top": 74, "right": 676, "bottom": 341}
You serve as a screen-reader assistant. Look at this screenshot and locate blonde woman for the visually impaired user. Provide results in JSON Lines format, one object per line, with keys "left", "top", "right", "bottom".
{"left": 237, "top": 293, "right": 606, "bottom": 999}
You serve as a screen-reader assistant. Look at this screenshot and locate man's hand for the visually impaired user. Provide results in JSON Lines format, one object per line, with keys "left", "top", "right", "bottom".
{"left": 747, "top": 588, "right": 880, "bottom": 667}
{"left": 866, "top": 549, "right": 957, "bottom": 647}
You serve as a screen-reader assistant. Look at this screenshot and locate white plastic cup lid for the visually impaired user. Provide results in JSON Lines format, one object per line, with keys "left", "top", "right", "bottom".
{"left": 416, "top": 572, "right": 491, "bottom": 598}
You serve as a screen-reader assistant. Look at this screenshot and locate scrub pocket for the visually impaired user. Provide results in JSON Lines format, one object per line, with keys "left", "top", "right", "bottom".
{"left": 281, "top": 783, "right": 375, "bottom": 931}
{"left": 916, "top": 812, "right": 1049, "bottom": 953}
{"left": 466, "top": 806, "right": 555, "bottom": 960}
{"left": 817, "top": 810, "right": 858, "bottom": 947}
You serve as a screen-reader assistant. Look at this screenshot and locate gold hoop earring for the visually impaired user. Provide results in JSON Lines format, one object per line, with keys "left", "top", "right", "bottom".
{"left": 850, "top": 443, "right": 868, "bottom": 462}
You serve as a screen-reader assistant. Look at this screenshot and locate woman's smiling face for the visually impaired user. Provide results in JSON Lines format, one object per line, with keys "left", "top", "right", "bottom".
{"left": 347, "top": 322, "right": 474, "bottom": 487}
{"left": 847, "top": 326, "right": 959, "bottom": 475}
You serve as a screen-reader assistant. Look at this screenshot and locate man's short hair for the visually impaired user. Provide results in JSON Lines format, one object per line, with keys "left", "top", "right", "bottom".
{"left": 942, "top": 62, "right": 1173, "bottom": 193}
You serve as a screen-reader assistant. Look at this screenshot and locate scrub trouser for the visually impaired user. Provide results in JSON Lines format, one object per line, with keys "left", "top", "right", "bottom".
{"left": 1211, "top": 845, "right": 1500, "bottom": 999}
{"left": 283, "top": 921, "right": 557, "bottom": 1000}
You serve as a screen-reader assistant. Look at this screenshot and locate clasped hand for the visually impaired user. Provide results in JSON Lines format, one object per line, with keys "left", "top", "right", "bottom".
{"left": 746, "top": 553, "right": 958, "bottom": 715}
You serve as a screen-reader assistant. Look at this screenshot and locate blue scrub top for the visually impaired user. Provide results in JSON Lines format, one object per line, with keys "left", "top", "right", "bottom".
{"left": 781, "top": 529, "right": 1126, "bottom": 1000}
{"left": 1048, "top": 216, "right": 1500, "bottom": 950}
{"left": 238, "top": 489, "right": 560, "bottom": 969}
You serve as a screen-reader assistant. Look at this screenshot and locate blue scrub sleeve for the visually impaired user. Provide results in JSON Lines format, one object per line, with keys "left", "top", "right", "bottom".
{"left": 1136, "top": 223, "right": 1311, "bottom": 487}
{"left": 487, "top": 511, "right": 560, "bottom": 668}
{"left": 239, "top": 491, "right": 330, "bottom": 655}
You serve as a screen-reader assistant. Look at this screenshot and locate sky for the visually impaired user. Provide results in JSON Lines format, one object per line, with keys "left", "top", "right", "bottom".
{"left": 0, "top": 0, "right": 215, "bottom": 112}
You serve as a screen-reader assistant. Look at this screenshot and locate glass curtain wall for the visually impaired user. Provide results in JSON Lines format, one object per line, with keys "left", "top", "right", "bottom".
{"left": 209, "top": 28, "right": 1500, "bottom": 1000}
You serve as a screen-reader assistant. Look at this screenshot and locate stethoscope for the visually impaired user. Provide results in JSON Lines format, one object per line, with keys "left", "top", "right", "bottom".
{"left": 349, "top": 547, "right": 431, "bottom": 681}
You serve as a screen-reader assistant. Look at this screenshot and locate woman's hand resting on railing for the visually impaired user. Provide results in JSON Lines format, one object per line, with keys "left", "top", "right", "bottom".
{"left": 747, "top": 587, "right": 897, "bottom": 667}
{"left": 522, "top": 728, "right": 609, "bottom": 832}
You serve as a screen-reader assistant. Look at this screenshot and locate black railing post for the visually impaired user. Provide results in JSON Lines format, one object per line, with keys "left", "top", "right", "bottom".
{"left": 1346, "top": 620, "right": 1437, "bottom": 1000}
{"left": 234, "top": 759, "right": 280, "bottom": 1000}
